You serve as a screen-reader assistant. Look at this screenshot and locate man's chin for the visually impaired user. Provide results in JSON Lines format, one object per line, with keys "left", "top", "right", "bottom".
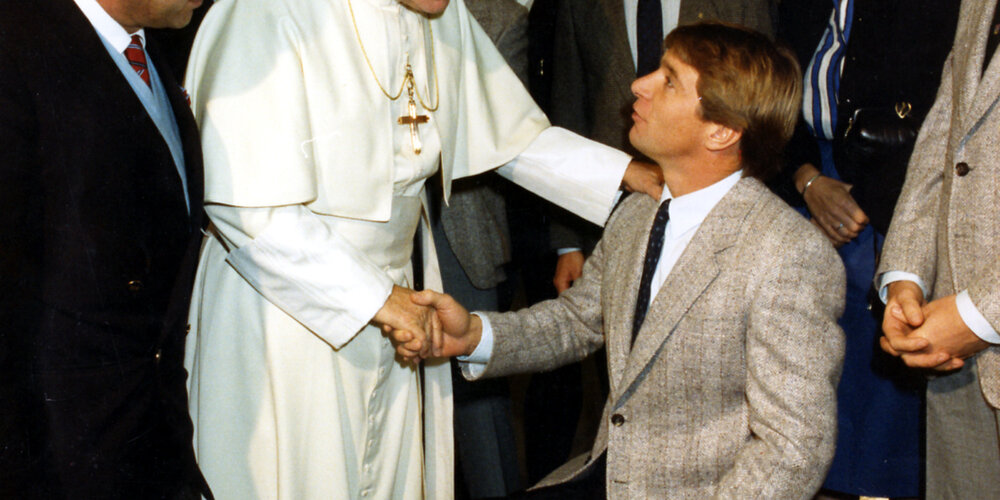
{"left": 399, "top": 0, "right": 450, "bottom": 16}
{"left": 628, "top": 128, "right": 643, "bottom": 154}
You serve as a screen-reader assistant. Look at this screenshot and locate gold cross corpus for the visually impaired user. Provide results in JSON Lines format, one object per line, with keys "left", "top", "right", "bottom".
{"left": 397, "top": 70, "right": 429, "bottom": 154}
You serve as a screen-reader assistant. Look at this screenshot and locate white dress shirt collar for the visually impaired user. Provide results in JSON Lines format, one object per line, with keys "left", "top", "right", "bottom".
{"left": 73, "top": 0, "right": 146, "bottom": 52}
{"left": 662, "top": 169, "right": 743, "bottom": 238}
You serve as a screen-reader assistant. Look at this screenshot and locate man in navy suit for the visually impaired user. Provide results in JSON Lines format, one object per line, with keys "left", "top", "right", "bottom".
{"left": 0, "top": 0, "right": 210, "bottom": 497}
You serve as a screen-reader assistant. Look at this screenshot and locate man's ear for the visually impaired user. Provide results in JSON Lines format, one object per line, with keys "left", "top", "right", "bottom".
{"left": 705, "top": 124, "right": 742, "bottom": 152}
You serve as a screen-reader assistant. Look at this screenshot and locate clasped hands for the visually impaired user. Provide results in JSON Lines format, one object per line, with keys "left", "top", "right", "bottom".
{"left": 372, "top": 285, "right": 481, "bottom": 364}
{"left": 880, "top": 280, "right": 989, "bottom": 371}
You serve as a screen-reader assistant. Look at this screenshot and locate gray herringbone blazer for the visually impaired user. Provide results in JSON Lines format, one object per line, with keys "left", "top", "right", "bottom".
{"left": 878, "top": 0, "right": 1000, "bottom": 407}
{"left": 481, "top": 178, "right": 845, "bottom": 498}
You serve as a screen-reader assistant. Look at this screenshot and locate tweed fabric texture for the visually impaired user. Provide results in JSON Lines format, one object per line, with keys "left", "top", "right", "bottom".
{"left": 482, "top": 177, "right": 845, "bottom": 498}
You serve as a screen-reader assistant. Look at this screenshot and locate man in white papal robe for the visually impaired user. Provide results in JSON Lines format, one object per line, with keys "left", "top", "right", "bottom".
{"left": 182, "top": 0, "right": 656, "bottom": 498}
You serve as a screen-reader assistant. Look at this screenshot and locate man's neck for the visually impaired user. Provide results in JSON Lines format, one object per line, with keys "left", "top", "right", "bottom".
{"left": 96, "top": 0, "right": 141, "bottom": 33}
{"left": 660, "top": 157, "right": 740, "bottom": 198}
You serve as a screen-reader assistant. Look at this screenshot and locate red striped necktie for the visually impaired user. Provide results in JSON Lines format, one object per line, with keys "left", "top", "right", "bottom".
{"left": 124, "top": 34, "right": 151, "bottom": 88}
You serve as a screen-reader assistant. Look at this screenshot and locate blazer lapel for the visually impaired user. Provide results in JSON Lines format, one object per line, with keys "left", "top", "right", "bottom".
{"left": 601, "top": 0, "right": 639, "bottom": 103}
{"left": 604, "top": 195, "right": 659, "bottom": 393}
{"left": 152, "top": 46, "right": 204, "bottom": 229}
{"left": 957, "top": 0, "right": 998, "bottom": 132}
{"left": 613, "top": 179, "right": 755, "bottom": 404}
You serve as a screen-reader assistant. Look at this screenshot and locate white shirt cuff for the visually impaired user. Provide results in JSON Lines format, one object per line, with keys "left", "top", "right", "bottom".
{"left": 956, "top": 290, "right": 1000, "bottom": 344}
{"left": 556, "top": 247, "right": 583, "bottom": 256}
{"left": 877, "top": 271, "right": 929, "bottom": 303}
{"left": 458, "top": 313, "right": 495, "bottom": 379}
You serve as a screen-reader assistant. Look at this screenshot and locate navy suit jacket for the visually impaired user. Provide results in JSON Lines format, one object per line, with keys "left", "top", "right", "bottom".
{"left": 0, "top": 1, "right": 209, "bottom": 497}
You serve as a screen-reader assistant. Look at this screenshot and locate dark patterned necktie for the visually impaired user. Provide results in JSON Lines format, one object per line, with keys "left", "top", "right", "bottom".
{"left": 632, "top": 199, "right": 670, "bottom": 345}
{"left": 636, "top": 0, "right": 663, "bottom": 76}
{"left": 124, "top": 34, "right": 151, "bottom": 88}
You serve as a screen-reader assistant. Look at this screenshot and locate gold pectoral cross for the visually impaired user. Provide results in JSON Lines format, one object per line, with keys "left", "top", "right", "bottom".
{"left": 397, "top": 66, "right": 429, "bottom": 154}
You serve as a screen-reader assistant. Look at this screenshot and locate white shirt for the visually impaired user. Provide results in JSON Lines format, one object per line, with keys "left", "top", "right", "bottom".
{"left": 464, "top": 169, "right": 743, "bottom": 372}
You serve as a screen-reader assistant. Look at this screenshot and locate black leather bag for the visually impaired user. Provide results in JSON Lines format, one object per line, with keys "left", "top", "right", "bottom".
{"left": 840, "top": 102, "right": 918, "bottom": 166}
{"left": 836, "top": 102, "right": 919, "bottom": 234}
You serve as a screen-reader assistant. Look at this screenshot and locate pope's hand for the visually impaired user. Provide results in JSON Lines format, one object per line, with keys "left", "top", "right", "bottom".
{"left": 373, "top": 285, "right": 440, "bottom": 362}
{"left": 622, "top": 160, "right": 663, "bottom": 200}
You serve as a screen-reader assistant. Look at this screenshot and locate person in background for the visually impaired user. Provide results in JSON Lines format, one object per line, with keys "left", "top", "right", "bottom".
{"left": 879, "top": 0, "right": 1000, "bottom": 497}
{"left": 771, "top": 1, "right": 959, "bottom": 498}
{"left": 432, "top": 0, "right": 530, "bottom": 496}
{"left": 0, "top": 0, "right": 211, "bottom": 497}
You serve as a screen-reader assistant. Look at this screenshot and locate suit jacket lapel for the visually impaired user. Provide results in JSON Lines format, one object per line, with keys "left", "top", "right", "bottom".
{"left": 604, "top": 195, "right": 658, "bottom": 393}
{"left": 601, "top": 0, "right": 639, "bottom": 104}
{"left": 614, "top": 179, "right": 754, "bottom": 404}
{"left": 152, "top": 43, "right": 204, "bottom": 229}
{"left": 958, "top": 0, "right": 999, "bottom": 132}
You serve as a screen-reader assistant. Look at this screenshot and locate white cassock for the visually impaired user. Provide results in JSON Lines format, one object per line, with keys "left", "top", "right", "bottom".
{"left": 183, "top": 0, "right": 630, "bottom": 498}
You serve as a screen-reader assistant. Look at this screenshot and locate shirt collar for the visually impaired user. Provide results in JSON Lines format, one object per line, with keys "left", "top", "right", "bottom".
{"left": 661, "top": 169, "right": 742, "bottom": 237}
{"left": 73, "top": 0, "right": 146, "bottom": 53}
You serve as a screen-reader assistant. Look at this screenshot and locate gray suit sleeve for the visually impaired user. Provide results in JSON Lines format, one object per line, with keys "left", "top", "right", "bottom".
{"left": 877, "top": 50, "right": 953, "bottom": 293}
{"left": 716, "top": 217, "right": 846, "bottom": 499}
{"left": 478, "top": 206, "right": 623, "bottom": 377}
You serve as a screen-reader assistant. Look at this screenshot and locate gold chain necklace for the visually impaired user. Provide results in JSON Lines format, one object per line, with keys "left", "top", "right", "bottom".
{"left": 347, "top": 0, "right": 440, "bottom": 112}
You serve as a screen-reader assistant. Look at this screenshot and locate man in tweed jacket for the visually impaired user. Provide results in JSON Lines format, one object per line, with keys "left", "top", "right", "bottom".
{"left": 396, "top": 23, "right": 845, "bottom": 498}
{"left": 878, "top": 0, "right": 1000, "bottom": 496}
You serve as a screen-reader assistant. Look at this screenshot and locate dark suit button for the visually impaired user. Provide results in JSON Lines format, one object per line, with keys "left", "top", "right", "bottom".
{"left": 611, "top": 413, "right": 625, "bottom": 426}
{"left": 127, "top": 279, "right": 143, "bottom": 292}
{"left": 186, "top": 324, "right": 192, "bottom": 334}
{"left": 956, "top": 162, "right": 970, "bottom": 176}
{"left": 154, "top": 349, "right": 162, "bottom": 364}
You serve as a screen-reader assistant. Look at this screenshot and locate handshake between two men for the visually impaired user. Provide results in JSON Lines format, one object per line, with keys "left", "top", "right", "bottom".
{"left": 375, "top": 287, "right": 479, "bottom": 364}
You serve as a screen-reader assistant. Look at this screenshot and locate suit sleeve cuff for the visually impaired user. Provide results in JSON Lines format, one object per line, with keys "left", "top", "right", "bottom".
{"left": 957, "top": 290, "right": 1000, "bottom": 344}
{"left": 458, "top": 313, "right": 495, "bottom": 380}
{"left": 877, "top": 271, "right": 929, "bottom": 303}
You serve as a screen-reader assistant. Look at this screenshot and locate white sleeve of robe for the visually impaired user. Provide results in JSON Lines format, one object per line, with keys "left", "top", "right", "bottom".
{"left": 202, "top": 126, "right": 619, "bottom": 350}
{"left": 207, "top": 203, "right": 395, "bottom": 349}
{"left": 496, "top": 126, "right": 630, "bottom": 225}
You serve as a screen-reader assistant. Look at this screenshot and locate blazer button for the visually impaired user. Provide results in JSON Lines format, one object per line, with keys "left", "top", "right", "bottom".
{"left": 154, "top": 349, "right": 162, "bottom": 364}
{"left": 127, "top": 279, "right": 143, "bottom": 292}
{"left": 955, "top": 162, "right": 970, "bottom": 176}
{"left": 186, "top": 324, "right": 192, "bottom": 333}
{"left": 611, "top": 413, "right": 625, "bottom": 426}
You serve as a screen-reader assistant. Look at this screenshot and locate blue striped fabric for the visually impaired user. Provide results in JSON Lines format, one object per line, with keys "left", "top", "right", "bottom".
{"left": 802, "top": 0, "right": 854, "bottom": 140}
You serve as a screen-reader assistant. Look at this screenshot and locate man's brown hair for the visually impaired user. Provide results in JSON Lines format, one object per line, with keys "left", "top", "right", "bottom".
{"left": 664, "top": 22, "right": 801, "bottom": 181}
